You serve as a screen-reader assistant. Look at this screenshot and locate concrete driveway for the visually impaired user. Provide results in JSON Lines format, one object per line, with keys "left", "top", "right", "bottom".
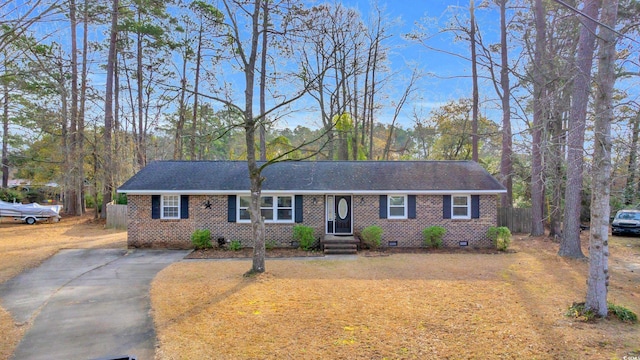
{"left": 0, "top": 249, "right": 189, "bottom": 360}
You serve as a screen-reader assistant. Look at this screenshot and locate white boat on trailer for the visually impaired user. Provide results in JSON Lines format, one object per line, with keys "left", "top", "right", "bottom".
{"left": 0, "top": 200, "right": 62, "bottom": 224}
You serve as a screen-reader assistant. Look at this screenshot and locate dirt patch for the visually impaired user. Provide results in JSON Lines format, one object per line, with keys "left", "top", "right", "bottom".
{"left": 0, "top": 212, "right": 126, "bottom": 360}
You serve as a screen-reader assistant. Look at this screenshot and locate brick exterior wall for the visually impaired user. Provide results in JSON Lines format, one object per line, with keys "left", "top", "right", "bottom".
{"left": 127, "top": 194, "right": 497, "bottom": 249}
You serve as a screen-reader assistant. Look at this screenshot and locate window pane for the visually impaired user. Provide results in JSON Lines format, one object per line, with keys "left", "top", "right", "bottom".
{"left": 162, "top": 195, "right": 179, "bottom": 218}
{"left": 389, "top": 207, "right": 405, "bottom": 217}
{"left": 389, "top": 196, "right": 405, "bottom": 206}
{"left": 277, "top": 209, "right": 292, "bottom": 220}
{"left": 261, "top": 209, "right": 273, "bottom": 220}
{"left": 164, "top": 195, "right": 179, "bottom": 206}
{"left": 327, "top": 196, "right": 334, "bottom": 221}
{"left": 239, "top": 196, "right": 251, "bottom": 208}
{"left": 278, "top": 196, "right": 292, "bottom": 207}
{"left": 240, "top": 209, "right": 251, "bottom": 220}
{"left": 164, "top": 207, "right": 178, "bottom": 218}
{"left": 453, "top": 196, "right": 468, "bottom": 206}
{"left": 453, "top": 207, "right": 468, "bottom": 216}
{"left": 261, "top": 196, "right": 273, "bottom": 207}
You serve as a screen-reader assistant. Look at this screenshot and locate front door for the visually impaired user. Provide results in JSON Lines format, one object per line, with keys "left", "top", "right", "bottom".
{"left": 327, "top": 195, "right": 352, "bottom": 234}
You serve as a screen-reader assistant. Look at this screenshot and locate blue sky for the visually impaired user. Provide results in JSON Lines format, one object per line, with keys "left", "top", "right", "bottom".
{"left": 14, "top": 0, "right": 507, "bottom": 133}
{"left": 282, "top": 0, "right": 506, "bottom": 130}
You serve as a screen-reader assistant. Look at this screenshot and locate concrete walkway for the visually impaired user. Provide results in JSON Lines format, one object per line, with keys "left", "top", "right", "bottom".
{"left": 0, "top": 249, "right": 189, "bottom": 360}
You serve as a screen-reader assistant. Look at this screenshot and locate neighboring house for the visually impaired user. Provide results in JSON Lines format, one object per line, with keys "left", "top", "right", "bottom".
{"left": 117, "top": 160, "right": 506, "bottom": 249}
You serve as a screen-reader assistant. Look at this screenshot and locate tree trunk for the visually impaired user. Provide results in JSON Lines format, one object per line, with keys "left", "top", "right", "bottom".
{"left": 78, "top": 0, "right": 89, "bottom": 213}
{"left": 339, "top": 42, "right": 349, "bottom": 160}
{"left": 93, "top": 129, "right": 99, "bottom": 219}
{"left": 2, "top": 78, "right": 8, "bottom": 189}
{"left": 470, "top": 0, "right": 479, "bottom": 163}
{"left": 368, "top": 33, "right": 378, "bottom": 160}
{"left": 625, "top": 112, "right": 639, "bottom": 204}
{"left": 559, "top": 0, "right": 601, "bottom": 259}
{"left": 225, "top": 0, "right": 267, "bottom": 274}
{"left": 102, "top": 0, "right": 118, "bottom": 219}
{"left": 586, "top": 0, "right": 618, "bottom": 317}
{"left": 498, "top": 0, "right": 513, "bottom": 207}
{"left": 136, "top": 12, "right": 146, "bottom": 169}
{"left": 122, "top": 54, "right": 138, "bottom": 171}
{"left": 114, "top": 48, "right": 120, "bottom": 181}
{"left": 259, "top": 0, "right": 268, "bottom": 162}
{"left": 548, "top": 89, "right": 566, "bottom": 239}
{"left": 361, "top": 44, "right": 371, "bottom": 157}
{"left": 351, "top": 45, "right": 359, "bottom": 161}
{"left": 174, "top": 52, "right": 188, "bottom": 160}
{"left": 191, "top": 23, "right": 203, "bottom": 160}
{"left": 69, "top": 0, "right": 80, "bottom": 216}
{"left": 530, "top": 0, "right": 546, "bottom": 236}
{"left": 383, "top": 70, "right": 416, "bottom": 160}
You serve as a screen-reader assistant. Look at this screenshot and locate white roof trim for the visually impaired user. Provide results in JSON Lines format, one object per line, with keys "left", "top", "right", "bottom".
{"left": 118, "top": 189, "right": 506, "bottom": 195}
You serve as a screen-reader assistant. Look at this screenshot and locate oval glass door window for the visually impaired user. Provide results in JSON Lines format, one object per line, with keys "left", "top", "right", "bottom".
{"left": 338, "top": 198, "right": 348, "bottom": 219}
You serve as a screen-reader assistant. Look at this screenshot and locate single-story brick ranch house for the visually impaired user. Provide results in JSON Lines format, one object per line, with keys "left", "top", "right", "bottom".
{"left": 117, "top": 160, "right": 506, "bottom": 250}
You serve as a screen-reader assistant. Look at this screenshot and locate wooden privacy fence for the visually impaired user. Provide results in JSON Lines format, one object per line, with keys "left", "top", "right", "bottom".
{"left": 498, "top": 207, "right": 531, "bottom": 234}
{"left": 106, "top": 202, "right": 127, "bottom": 229}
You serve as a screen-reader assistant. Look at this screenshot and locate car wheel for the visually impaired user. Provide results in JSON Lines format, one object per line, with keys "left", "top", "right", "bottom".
{"left": 25, "top": 217, "right": 36, "bottom": 225}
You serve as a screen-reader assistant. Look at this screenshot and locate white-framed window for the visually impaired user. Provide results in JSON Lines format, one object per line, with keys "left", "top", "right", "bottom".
{"left": 388, "top": 195, "right": 407, "bottom": 219}
{"left": 451, "top": 195, "right": 471, "bottom": 219}
{"left": 238, "top": 195, "right": 294, "bottom": 223}
{"left": 161, "top": 195, "right": 180, "bottom": 219}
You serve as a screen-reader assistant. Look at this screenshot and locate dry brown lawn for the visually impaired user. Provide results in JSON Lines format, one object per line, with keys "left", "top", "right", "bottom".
{"left": 1, "top": 215, "right": 638, "bottom": 360}
{"left": 0, "top": 214, "right": 127, "bottom": 360}
{"left": 151, "top": 235, "right": 640, "bottom": 359}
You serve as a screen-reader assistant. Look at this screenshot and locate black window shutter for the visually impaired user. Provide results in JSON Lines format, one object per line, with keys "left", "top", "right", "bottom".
{"left": 379, "top": 195, "right": 387, "bottom": 219}
{"left": 151, "top": 195, "right": 160, "bottom": 219}
{"left": 180, "top": 195, "right": 189, "bottom": 219}
{"left": 408, "top": 195, "right": 416, "bottom": 219}
{"left": 443, "top": 195, "right": 452, "bottom": 219}
{"left": 295, "top": 195, "right": 303, "bottom": 223}
{"left": 228, "top": 195, "right": 237, "bottom": 222}
{"left": 471, "top": 195, "right": 480, "bottom": 219}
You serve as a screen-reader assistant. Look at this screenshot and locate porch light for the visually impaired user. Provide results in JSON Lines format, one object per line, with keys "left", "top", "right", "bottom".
{"left": 360, "top": 197, "right": 365, "bottom": 204}
{"left": 312, "top": 197, "right": 317, "bottom": 205}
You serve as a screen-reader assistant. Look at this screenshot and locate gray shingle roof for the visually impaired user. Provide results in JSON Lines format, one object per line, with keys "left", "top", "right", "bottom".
{"left": 117, "top": 160, "right": 506, "bottom": 194}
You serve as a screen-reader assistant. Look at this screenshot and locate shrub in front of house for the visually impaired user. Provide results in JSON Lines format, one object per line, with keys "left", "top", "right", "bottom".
{"left": 487, "top": 226, "right": 511, "bottom": 251}
{"left": 422, "top": 226, "right": 445, "bottom": 248}
{"left": 360, "top": 225, "right": 383, "bottom": 249}
{"left": 191, "top": 229, "right": 212, "bottom": 249}
{"left": 265, "top": 239, "right": 277, "bottom": 250}
{"left": 293, "top": 225, "right": 315, "bottom": 251}
{"left": 229, "top": 240, "right": 242, "bottom": 251}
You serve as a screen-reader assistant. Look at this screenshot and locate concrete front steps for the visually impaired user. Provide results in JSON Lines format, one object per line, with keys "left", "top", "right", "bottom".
{"left": 322, "top": 234, "right": 359, "bottom": 255}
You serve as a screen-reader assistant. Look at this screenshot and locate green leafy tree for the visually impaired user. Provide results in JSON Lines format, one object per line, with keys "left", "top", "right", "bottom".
{"left": 427, "top": 99, "right": 500, "bottom": 161}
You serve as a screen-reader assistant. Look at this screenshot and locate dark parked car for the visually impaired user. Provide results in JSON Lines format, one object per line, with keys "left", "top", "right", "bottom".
{"left": 611, "top": 209, "right": 640, "bottom": 236}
